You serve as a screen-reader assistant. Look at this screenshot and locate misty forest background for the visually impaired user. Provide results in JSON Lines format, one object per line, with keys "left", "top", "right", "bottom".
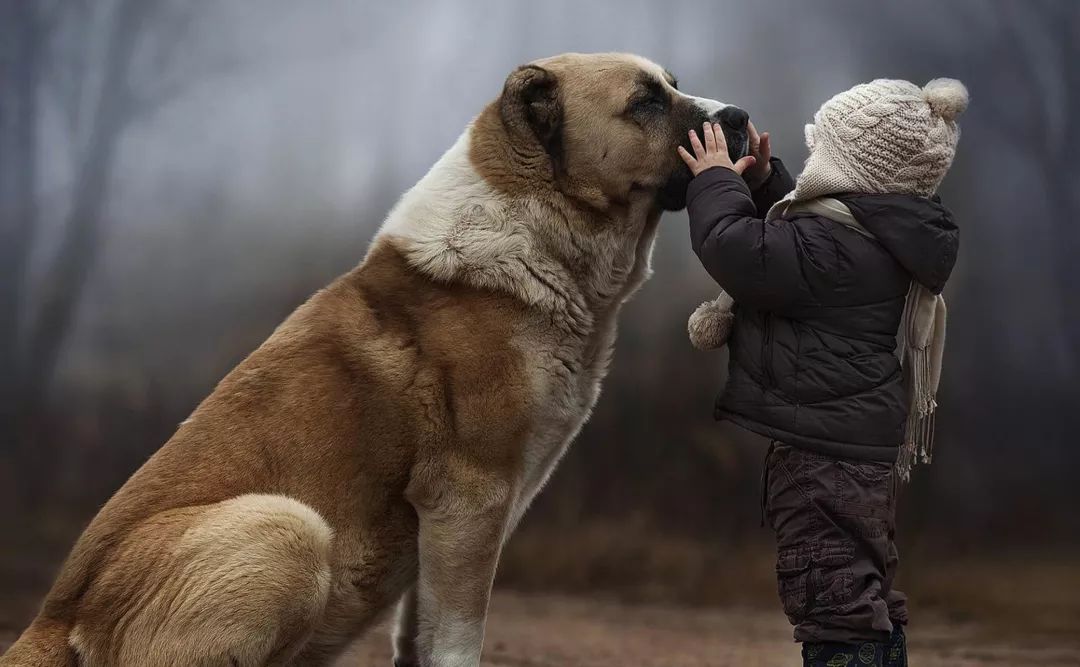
{"left": 1, "top": 0, "right": 1078, "bottom": 639}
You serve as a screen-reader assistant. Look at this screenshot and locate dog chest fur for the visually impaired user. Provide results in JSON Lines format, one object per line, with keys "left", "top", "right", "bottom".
{"left": 378, "top": 122, "right": 659, "bottom": 525}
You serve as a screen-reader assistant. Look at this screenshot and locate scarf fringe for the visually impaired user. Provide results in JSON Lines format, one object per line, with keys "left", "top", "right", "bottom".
{"left": 896, "top": 282, "right": 945, "bottom": 481}
{"left": 897, "top": 349, "right": 937, "bottom": 481}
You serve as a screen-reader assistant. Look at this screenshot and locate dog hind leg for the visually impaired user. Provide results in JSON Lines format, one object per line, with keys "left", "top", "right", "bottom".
{"left": 69, "top": 494, "right": 333, "bottom": 667}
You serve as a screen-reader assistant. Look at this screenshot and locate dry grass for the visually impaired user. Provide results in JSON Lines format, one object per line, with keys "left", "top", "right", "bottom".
{"left": 341, "top": 592, "right": 1080, "bottom": 666}
{"left": 3, "top": 591, "right": 1079, "bottom": 666}
{"left": 904, "top": 553, "right": 1080, "bottom": 638}
{"left": 498, "top": 519, "right": 778, "bottom": 606}
{"left": 498, "top": 522, "right": 1080, "bottom": 641}
{"left": 2, "top": 516, "right": 1079, "bottom": 664}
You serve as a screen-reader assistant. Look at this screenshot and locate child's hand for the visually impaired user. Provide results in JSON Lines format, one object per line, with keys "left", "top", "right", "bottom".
{"left": 677, "top": 121, "right": 756, "bottom": 178}
{"left": 743, "top": 122, "right": 773, "bottom": 190}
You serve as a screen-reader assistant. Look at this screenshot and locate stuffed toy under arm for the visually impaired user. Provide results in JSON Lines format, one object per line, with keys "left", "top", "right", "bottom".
{"left": 687, "top": 290, "right": 736, "bottom": 351}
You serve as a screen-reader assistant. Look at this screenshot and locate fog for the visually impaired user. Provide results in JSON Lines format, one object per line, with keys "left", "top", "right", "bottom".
{"left": 1, "top": 0, "right": 1078, "bottom": 638}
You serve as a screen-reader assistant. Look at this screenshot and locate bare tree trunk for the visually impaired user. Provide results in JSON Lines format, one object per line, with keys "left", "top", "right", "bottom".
{"left": 0, "top": 3, "right": 42, "bottom": 502}
{"left": 0, "top": 4, "right": 41, "bottom": 394}
{"left": 17, "top": 0, "right": 151, "bottom": 504}
{"left": 1047, "top": 7, "right": 1080, "bottom": 375}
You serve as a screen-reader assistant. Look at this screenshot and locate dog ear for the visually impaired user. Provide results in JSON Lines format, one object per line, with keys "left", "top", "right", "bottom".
{"left": 500, "top": 65, "right": 562, "bottom": 161}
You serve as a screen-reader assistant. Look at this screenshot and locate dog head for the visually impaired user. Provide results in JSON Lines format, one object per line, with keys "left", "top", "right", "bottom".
{"left": 492, "top": 52, "right": 749, "bottom": 212}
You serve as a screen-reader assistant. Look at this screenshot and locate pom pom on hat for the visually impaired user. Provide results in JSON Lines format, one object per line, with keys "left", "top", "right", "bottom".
{"left": 794, "top": 77, "right": 968, "bottom": 198}
{"left": 922, "top": 78, "right": 969, "bottom": 122}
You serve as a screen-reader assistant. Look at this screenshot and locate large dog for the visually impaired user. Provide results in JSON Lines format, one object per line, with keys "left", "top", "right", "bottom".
{"left": 3, "top": 53, "right": 748, "bottom": 667}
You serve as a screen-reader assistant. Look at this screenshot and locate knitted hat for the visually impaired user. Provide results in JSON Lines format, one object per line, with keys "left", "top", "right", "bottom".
{"left": 794, "top": 78, "right": 968, "bottom": 200}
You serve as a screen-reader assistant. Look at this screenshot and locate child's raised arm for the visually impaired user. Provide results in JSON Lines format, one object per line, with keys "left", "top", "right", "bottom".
{"left": 744, "top": 123, "right": 795, "bottom": 215}
{"left": 678, "top": 123, "right": 811, "bottom": 312}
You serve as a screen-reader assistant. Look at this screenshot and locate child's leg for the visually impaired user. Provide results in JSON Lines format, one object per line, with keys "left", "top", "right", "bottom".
{"left": 884, "top": 539, "right": 908, "bottom": 625}
{"left": 884, "top": 521, "right": 909, "bottom": 666}
{"left": 764, "top": 443, "right": 900, "bottom": 660}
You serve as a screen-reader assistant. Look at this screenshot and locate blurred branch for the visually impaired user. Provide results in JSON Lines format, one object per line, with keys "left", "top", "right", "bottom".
{"left": 125, "top": 0, "right": 220, "bottom": 119}
{"left": 33, "top": 0, "right": 70, "bottom": 31}
{"left": 11, "top": 0, "right": 223, "bottom": 504}
{"left": 44, "top": 0, "right": 95, "bottom": 153}
{"left": 25, "top": 0, "right": 150, "bottom": 392}
{"left": 0, "top": 1, "right": 45, "bottom": 418}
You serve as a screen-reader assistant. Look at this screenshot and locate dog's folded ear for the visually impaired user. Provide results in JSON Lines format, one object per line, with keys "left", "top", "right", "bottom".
{"left": 500, "top": 65, "right": 562, "bottom": 161}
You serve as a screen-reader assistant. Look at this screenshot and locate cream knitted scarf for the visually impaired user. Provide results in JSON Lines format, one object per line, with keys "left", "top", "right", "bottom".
{"left": 767, "top": 194, "right": 946, "bottom": 480}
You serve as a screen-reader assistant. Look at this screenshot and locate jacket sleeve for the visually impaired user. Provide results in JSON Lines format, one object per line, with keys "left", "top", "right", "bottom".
{"left": 687, "top": 165, "right": 813, "bottom": 311}
{"left": 750, "top": 157, "right": 795, "bottom": 215}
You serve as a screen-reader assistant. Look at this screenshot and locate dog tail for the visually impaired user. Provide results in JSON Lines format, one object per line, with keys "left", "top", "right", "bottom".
{"left": 0, "top": 617, "right": 77, "bottom": 666}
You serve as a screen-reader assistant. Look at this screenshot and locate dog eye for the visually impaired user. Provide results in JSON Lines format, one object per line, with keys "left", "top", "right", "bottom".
{"left": 632, "top": 94, "right": 667, "bottom": 113}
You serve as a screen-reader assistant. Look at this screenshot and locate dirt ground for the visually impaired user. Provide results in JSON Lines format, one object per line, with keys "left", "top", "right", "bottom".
{"left": 338, "top": 592, "right": 1080, "bottom": 667}
{"left": 2, "top": 590, "right": 1078, "bottom": 665}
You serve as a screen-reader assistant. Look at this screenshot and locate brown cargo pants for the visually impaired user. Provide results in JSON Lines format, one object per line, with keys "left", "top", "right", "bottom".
{"left": 763, "top": 443, "right": 908, "bottom": 644}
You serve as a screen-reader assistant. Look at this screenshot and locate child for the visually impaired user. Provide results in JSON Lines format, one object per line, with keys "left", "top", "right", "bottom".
{"left": 677, "top": 79, "right": 967, "bottom": 667}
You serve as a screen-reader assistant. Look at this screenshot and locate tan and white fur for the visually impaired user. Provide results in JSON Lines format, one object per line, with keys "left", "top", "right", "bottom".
{"left": 2, "top": 53, "right": 748, "bottom": 667}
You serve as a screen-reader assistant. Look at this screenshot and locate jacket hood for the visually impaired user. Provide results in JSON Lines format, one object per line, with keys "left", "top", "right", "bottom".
{"left": 839, "top": 194, "right": 958, "bottom": 294}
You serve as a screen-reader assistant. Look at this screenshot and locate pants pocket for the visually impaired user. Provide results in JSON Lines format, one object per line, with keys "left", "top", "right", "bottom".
{"left": 810, "top": 541, "right": 856, "bottom": 607}
{"left": 777, "top": 544, "right": 812, "bottom": 618}
{"left": 777, "top": 541, "right": 856, "bottom": 620}
{"left": 836, "top": 461, "right": 894, "bottom": 537}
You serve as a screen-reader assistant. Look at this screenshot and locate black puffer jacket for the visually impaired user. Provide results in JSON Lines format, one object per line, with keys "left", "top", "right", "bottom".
{"left": 687, "top": 160, "right": 958, "bottom": 461}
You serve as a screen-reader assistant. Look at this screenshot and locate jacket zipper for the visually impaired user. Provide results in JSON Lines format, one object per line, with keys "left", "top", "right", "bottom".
{"left": 762, "top": 312, "right": 776, "bottom": 388}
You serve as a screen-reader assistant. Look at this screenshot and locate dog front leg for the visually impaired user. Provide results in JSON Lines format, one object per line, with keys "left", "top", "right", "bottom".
{"left": 409, "top": 472, "right": 512, "bottom": 667}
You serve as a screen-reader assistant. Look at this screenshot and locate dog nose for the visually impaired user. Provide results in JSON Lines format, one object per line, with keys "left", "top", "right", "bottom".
{"left": 717, "top": 106, "right": 749, "bottom": 131}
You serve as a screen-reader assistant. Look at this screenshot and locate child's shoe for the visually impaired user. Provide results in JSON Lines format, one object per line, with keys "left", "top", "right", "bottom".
{"left": 883, "top": 625, "right": 907, "bottom": 667}
{"left": 802, "top": 640, "right": 885, "bottom": 666}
